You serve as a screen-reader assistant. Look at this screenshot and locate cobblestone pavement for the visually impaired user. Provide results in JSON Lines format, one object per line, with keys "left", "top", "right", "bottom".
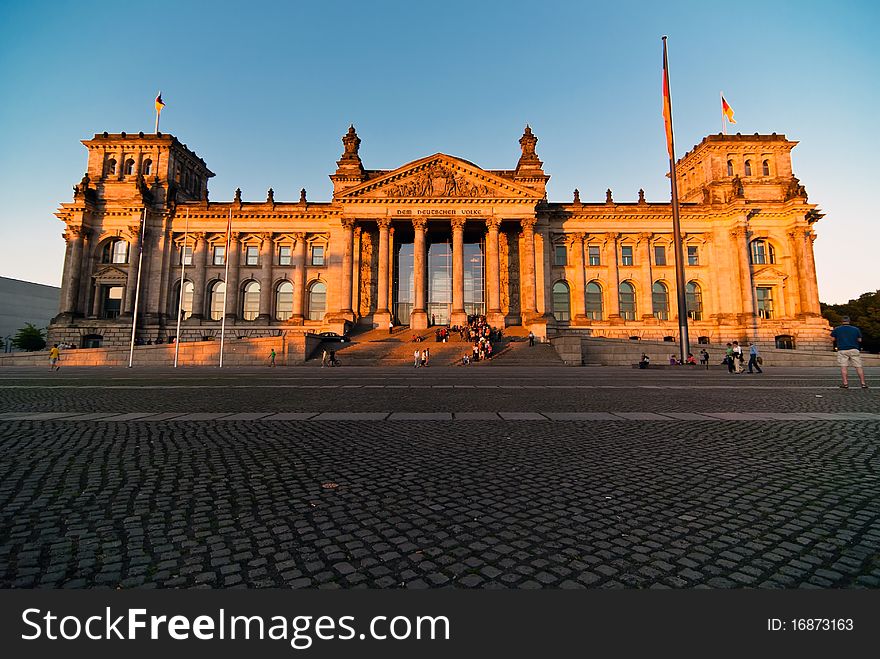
{"left": 0, "top": 366, "right": 878, "bottom": 589}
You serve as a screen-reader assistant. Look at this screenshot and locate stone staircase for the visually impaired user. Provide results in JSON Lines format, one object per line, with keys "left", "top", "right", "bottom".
{"left": 307, "top": 327, "right": 472, "bottom": 367}
{"left": 481, "top": 339, "right": 565, "bottom": 366}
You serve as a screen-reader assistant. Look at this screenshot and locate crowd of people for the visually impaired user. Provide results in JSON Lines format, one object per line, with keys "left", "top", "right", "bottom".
{"left": 460, "top": 315, "right": 499, "bottom": 365}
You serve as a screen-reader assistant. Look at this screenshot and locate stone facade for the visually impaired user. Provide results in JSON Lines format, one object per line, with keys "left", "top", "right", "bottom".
{"left": 49, "top": 127, "right": 830, "bottom": 350}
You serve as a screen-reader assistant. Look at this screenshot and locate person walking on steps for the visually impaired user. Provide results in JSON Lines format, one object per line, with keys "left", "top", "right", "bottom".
{"left": 269, "top": 348, "right": 276, "bottom": 367}
{"left": 48, "top": 344, "right": 61, "bottom": 371}
{"left": 747, "top": 342, "right": 763, "bottom": 374}
{"left": 831, "top": 316, "right": 868, "bottom": 389}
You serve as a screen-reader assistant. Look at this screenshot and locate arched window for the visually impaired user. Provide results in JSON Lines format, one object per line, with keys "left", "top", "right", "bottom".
{"left": 307, "top": 281, "right": 327, "bottom": 321}
{"left": 749, "top": 239, "right": 776, "bottom": 265}
{"left": 102, "top": 239, "right": 129, "bottom": 264}
{"left": 726, "top": 160, "right": 734, "bottom": 176}
{"left": 124, "top": 159, "right": 135, "bottom": 176}
{"left": 276, "top": 281, "right": 294, "bottom": 321}
{"left": 174, "top": 280, "right": 194, "bottom": 320}
{"left": 209, "top": 281, "right": 226, "bottom": 321}
{"left": 652, "top": 281, "right": 669, "bottom": 320}
{"left": 618, "top": 282, "right": 636, "bottom": 320}
{"left": 686, "top": 281, "right": 703, "bottom": 321}
{"left": 585, "top": 281, "right": 603, "bottom": 320}
{"left": 762, "top": 159, "right": 770, "bottom": 176}
{"left": 107, "top": 158, "right": 117, "bottom": 176}
{"left": 552, "top": 281, "right": 570, "bottom": 322}
{"left": 242, "top": 281, "right": 261, "bottom": 320}
{"left": 744, "top": 160, "right": 752, "bottom": 176}
{"left": 142, "top": 159, "right": 153, "bottom": 176}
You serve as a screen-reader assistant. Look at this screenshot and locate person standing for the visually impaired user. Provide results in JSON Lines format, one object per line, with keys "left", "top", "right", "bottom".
{"left": 388, "top": 320, "right": 394, "bottom": 335}
{"left": 699, "top": 349, "right": 710, "bottom": 369}
{"left": 321, "top": 349, "right": 328, "bottom": 368}
{"left": 48, "top": 344, "right": 61, "bottom": 371}
{"left": 732, "top": 341, "right": 745, "bottom": 373}
{"left": 831, "top": 316, "right": 868, "bottom": 389}
{"left": 747, "top": 342, "right": 763, "bottom": 374}
{"left": 528, "top": 331, "right": 535, "bottom": 347}
{"left": 269, "top": 348, "right": 276, "bottom": 367}
{"left": 724, "top": 343, "right": 735, "bottom": 373}
{"left": 413, "top": 349, "right": 421, "bottom": 368}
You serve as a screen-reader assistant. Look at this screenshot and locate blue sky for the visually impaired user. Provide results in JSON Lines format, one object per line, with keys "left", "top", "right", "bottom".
{"left": 1, "top": 0, "right": 877, "bottom": 303}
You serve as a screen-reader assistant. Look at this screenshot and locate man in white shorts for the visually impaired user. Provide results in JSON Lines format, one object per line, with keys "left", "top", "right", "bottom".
{"left": 831, "top": 316, "right": 867, "bottom": 389}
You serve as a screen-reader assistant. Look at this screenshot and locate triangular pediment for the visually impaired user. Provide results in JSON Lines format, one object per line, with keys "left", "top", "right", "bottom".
{"left": 93, "top": 266, "right": 129, "bottom": 283}
{"left": 336, "top": 154, "right": 541, "bottom": 201}
{"left": 752, "top": 265, "right": 788, "bottom": 281}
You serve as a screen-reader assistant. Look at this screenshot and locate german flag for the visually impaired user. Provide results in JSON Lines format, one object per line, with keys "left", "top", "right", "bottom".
{"left": 662, "top": 44, "right": 674, "bottom": 158}
{"left": 155, "top": 92, "right": 165, "bottom": 114}
{"left": 722, "top": 95, "right": 736, "bottom": 124}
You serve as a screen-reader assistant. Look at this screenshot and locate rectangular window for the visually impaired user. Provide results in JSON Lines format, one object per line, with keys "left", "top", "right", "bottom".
{"left": 179, "top": 245, "right": 193, "bottom": 266}
{"left": 621, "top": 245, "right": 634, "bottom": 266}
{"left": 554, "top": 245, "right": 567, "bottom": 266}
{"left": 653, "top": 245, "right": 666, "bottom": 266}
{"left": 588, "top": 245, "right": 600, "bottom": 266}
{"left": 756, "top": 287, "right": 774, "bottom": 319}
{"left": 212, "top": 245, "right": 225, "bottom": 266}
{"left": 278, "top": 245, "right": 292, "bottom": 266}
{"left": 687, "top": 246, "right": 699, "bottom": 266}
{"left": 246, "top": 245, "right": 259, "bottom": 266}
{"left": 311, "top": 245, "right": 325, "bottom": 266}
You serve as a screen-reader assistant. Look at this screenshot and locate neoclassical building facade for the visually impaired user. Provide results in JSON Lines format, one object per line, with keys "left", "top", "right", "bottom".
{"left": 50, "top": 126, "right": 830, "bottom": 349}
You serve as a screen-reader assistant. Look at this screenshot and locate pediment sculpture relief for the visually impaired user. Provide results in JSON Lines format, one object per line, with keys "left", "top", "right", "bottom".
{"left": 381, "top": 163, "right": 493, "bottom": 198}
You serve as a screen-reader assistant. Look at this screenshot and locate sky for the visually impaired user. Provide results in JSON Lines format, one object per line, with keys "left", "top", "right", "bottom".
{"left": 0, "top": 0, "right": 877, "bottom": 304}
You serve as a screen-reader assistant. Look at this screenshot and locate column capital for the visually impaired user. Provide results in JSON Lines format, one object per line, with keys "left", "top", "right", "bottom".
{"left": 191, "top": 231, "right": 206, "bottom": 243}
{"left": 637, "top": 232, "right": 653, "bottom": 243}
{"left": 377, "top": 217, "right": 392, "bottom": 230}
{"left": 604, "top": 231, "right": 620, "bottom": 243}
{"left": 341, "top": 218, "right": 357, "bottom": 231}
{"left": 730, "top": 226, "right": 747, "bottom": 239}
{"left": 293, "top": 232, "right": 307, "bottom": 242}
{"left": 230, "top": 231, "right": 242, "bottom": 243}
{"left": 412, "top": 217, "right": 428, "bottom": 231}
{"left": 485, "top": 217, "right": 501, "bottom": 231}
{"left": 259, "top": 232, "right": 273, "bottom": 245}
{"left": 126, "top": 224, "right": 142, "bottom": 241}
{"left": 520, "top": 218, "right": 537, "bottom": 232}
{"left": 566, "top": 232, "right": 585, "bottom": 246}
{"left": 451, "top": 216, "right": 467, "bottom": 231}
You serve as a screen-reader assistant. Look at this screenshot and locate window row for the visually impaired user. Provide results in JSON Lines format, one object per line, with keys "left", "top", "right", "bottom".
{"left": 179, "top": 244, "right": 325, "bottom": 267}
{"left": 551, "top": 280, "right": 704, "bottom": 322}
{"left": 106, "top": 158, "right": 153, "bottom": 177}
{"left": 726, "top": 158, "right": 772, "bottom": 177}
{"left": 175, "top": 279, "right": 327, "bottom": 322}
{"left": 554, "top": 244, "right": 700, "bottom": 267}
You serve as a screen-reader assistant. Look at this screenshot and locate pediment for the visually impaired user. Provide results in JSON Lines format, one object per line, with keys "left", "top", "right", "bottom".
{"left": 336, "top": 154, "right": 541, "bottom": 201}
{"left": 752, "top": 266, "right": 788, "bottom": 281}
{"left": 93, "top": 266, "right": 129, "bottom": 283}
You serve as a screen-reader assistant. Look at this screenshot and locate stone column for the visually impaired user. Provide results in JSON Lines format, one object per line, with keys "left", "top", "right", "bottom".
{"left": 376, "top": 219, "right": 391, "bottom": 315}
{"left": 605, "top": 232, "right": 621, "bottom": 319}
{"left": 258, "top": 232, "right": 273, "bottom": 321}
{"left": 732, "top": 226, "right": 755, "bottom": 320}
{"left": 451, "top": 217, "right": 467, "bottom": 326}
{"left": 520, "top": 219, "right": 538, "bottom": 320}
{"left": 485, "top": 217, "right": 504, "bottom": 326}
{"left": 388, "top": 226, "right": 395, "bottom": 317}
{"left": 570, "top": 233, "right": 588, "bottom": 323}
{"left": 803, "top": 230, "right": 821, "bottom": 315}
{"left": 410, "top": 218, "right": 428, "bottom": 329}
{"left": 352, "top": 226, "right": 362, "bottom": 319}
{"left": 226, "top": 233, "right": 242, "bottom": 321}
{"left": 190, "top": 233, "right": 207, "bottom": 320}
{"left": 637, "top": 232, "right": 654, "bottom": 320}
{"left": 76, "top": 231, "right": 95, "bottom": 317}
{"left": 61, "top": 226, "right": 86, "bottom": 315}
{"left": 291, "top": 233, "right": 306, "bottom": 323}
{"left": 155, "top": 227, "right": 174, "bottom": 323}
{"left": 91, "top": 282, "right": 101, "bottom": 318}
{"left": 339, "top": 219, "right": 355, "bottom": 317}
{"left": 123, "top": 221, "right": 143, "bottom": 316}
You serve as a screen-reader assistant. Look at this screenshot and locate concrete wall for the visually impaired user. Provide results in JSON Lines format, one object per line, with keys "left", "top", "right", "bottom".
{"left": 0, "top": 276, "right": 61, "bottom": 349}
{"left": 553, "top": 336, "right": 880, "bottom": 368}
{"left": 0, "top": 334, "right": 312, "bottom": 368}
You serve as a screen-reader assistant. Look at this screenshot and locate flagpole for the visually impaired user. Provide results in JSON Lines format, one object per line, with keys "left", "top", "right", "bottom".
{"left": 662, "top": 36, "right": 690, "bottom": 365}
{"left": 173, "top": 209, "right": 190, "bottom": 368}
{"left": 128, "top": 208, "right": 147, "bottom": 368}
{"left": 720, "top": 90, "right": 726, "bottom": 135}
{"left": 219, "top": 207, "right": 232, "bottom": 368}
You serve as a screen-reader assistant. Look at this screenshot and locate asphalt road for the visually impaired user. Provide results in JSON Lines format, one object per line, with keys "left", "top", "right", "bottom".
{"left": 0, "top": 366, "right": 877, "bottom": 589}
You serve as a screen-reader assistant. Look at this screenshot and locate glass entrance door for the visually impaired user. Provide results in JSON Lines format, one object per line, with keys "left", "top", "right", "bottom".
{"left": 463, "top": 240, "right": 485, "bottom": 318}
{"left": 428, "top": 240, "right": 451, "bottom": 325}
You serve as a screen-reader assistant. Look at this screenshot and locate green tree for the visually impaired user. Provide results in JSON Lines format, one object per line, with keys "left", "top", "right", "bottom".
{"left": 11, "top": 323, "right": 47, "bottom": 352}
{"left": 821, "top": 290, "right": 880, "bottom": 353}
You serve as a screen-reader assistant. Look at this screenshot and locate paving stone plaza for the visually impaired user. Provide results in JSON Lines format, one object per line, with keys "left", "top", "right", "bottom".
{"left": 0, "top": 365, "right": 878, "bottom": 589}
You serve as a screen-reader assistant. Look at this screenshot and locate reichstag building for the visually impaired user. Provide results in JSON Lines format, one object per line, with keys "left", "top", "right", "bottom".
{"left": 49, "top": 125, "right": 829, "bottom": 349}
